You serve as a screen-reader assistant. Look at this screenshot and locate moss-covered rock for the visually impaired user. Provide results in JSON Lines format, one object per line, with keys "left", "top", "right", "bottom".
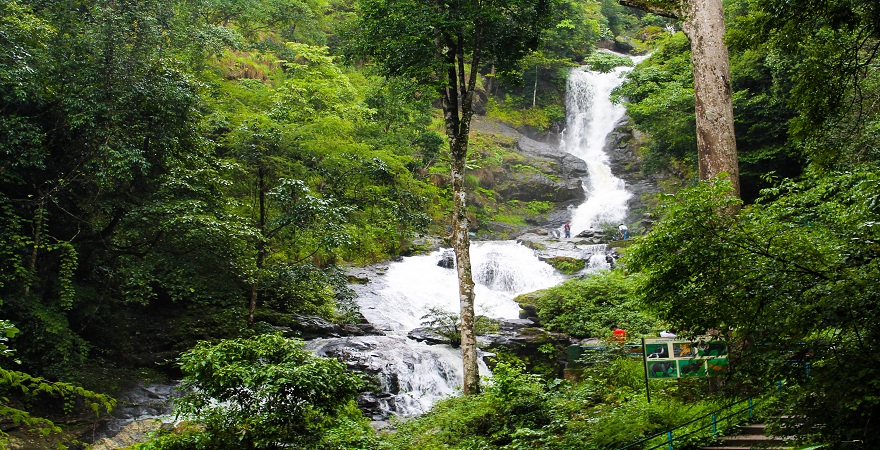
{"left": 544, "top": 256, "right": 587, "bottom": 274}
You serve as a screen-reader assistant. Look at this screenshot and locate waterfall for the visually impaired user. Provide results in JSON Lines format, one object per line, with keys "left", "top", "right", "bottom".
{"left": 308, "top": 54, "right": 642, "bottom": 419}
{"left": 561, "top": 55, "right": 642, "bottom": 236}
{"left": 307, "top": 242, "right": 564, "bottom": 418}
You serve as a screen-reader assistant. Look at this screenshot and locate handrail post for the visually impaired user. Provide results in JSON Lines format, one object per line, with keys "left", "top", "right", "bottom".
{"left": 748, "top": 397, "right": 754, "bottom": 420}
{"left": 667, "top": 431, "right": 673, "bottom": 450}
{"left": 711, "top": 414, "right": 717, "bottom": 435}
{"left": 642, "top": 338, "right": 651, "bottom": 403}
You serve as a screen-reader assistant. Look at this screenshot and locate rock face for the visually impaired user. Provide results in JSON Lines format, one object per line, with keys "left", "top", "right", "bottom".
{"left": 477, "top": 319, "right": 571, "bottom": 375}
{"left": 274, "top": 313, "right": 385, "bottom": 340}
{"left": 605, "top": 117, "right": 666, "bottom": 233}
{"left": 468, "top": 114, "right": 665, "bottom": 240}
{"left": 469, "top": 117, "right": 586, "bottom": 238}
{"left": 498, "top": 133, "right": 588, "bottom": 205}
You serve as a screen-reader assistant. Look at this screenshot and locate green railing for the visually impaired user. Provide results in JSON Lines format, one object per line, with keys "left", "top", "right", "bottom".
{"left": 617, "top": 394, "right": 766, "bottom": 450}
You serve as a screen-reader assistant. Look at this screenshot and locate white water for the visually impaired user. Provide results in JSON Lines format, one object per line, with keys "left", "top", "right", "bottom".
{"left": 562, "top": 55, "right": 643, "bottom": 236}
{"left": 360, "top": 242, "right": 564, "bottom": 333}
{"left": 308, "top": 242, "right": 564, "bottom": 417}
{"left": 309, "top": 54, "right": 642, "bottom": 418}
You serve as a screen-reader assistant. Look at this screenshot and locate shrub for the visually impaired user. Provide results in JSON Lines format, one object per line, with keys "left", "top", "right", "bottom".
{"left": 516, "top": 270, "right": 658, "bottom": 338}
{"left": 140, "top": 334, "right": 373, "bottom": 449}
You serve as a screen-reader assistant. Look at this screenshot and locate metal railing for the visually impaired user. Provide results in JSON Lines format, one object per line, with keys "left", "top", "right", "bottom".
{"left": 617, "top": 394, "right": 764, "bottom": 450}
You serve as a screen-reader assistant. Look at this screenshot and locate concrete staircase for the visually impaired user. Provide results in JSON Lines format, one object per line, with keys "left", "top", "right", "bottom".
{"left": 699, "top": 423, "right": 794, "bottom": 450}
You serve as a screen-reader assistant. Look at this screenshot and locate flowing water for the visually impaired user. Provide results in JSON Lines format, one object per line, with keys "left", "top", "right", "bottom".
{"left": 309, "top": 54, "right": 641, "bottom": 419}
{"left": 563, "top": 56, "right": 643, "bottom": 235}
{"left": 308, "top": 242, "right": 565, "bottom": 417}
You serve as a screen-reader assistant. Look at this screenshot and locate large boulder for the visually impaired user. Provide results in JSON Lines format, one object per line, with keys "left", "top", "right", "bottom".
{"left": 477, "top": 319, "right": 572, "bottom": 376}
{"left": 264, "top": 312, "right": 385, "bottom": 340}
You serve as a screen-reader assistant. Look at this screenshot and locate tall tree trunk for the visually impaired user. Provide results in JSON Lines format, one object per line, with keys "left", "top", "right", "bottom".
{"left": 618, "top": 0, "right": 740, "bottom": 197}
{"left": 440, "top": 31, "right": 481, "bottom": 395}
{"left": 24, "top": 197, "right": 46, "bottom": 298}
{"left": 532, "top": 65, "right": 538, "bottom": 107}
{"left": 449, "top": 143, "right": 478, "bottom": 394}
{"left": 248, "top": 167, "right": 267, "bottom": 326}
{"left": 681, "top": 0, "right": 740, "bottom": 197}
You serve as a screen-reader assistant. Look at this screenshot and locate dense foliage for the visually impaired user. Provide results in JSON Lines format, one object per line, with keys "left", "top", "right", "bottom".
{"left": 0, "top": 0, "right": 436, "bottom": 374}
{"left": 381, "top": 358, "right": 740, "bottom": 449}
{"left": 3, "top": 0, "right": 880, "bottom": 447}
{"left": 516, "top": 270, "right": 657, "bottom": 339}
{"left": 0, "top": 321, "right": 115, "bottom": 447}
{"left": 625, "top": 173, "right": 880, "bottom": 447}
{"left": 137, "top": 334, "right": 377, "bottom": 449}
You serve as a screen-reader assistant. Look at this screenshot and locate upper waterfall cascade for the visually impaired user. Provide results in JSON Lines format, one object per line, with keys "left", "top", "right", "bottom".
{"left": 562, "top": 56, "right": 643, "bottom": 235}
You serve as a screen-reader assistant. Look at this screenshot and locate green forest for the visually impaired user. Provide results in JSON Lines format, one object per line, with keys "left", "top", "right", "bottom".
{"left": 1, "top": 0, "right": 879, "bottom": 448}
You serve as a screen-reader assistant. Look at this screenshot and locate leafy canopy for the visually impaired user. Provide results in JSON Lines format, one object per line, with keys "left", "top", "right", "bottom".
{"left": 624, "top": 170, "right": 880, "bottom": 445}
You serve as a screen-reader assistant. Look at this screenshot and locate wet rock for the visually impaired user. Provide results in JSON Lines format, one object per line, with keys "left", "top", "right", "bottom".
{"left": 86, "top": 382, "right": 179, "bottom": 448}
{"left": 269, "top": 313, "right": 385, "bottom": 340}
{"left": 605, "top": 116, "right": 665, "bottom": 233}
{"left": 499, "top": 318, "right": 539, "bottom": 331}
{"left": 437, "top": 250, "right": 455, "bottom": 269}
{"left": 515, "top": 232, "right": 612, "bottom": 261}
{"left": 408, "top": 327, "right": 450, "bottom": 345}
{"left": 90, "top": 419, "right": 172, "bottom": 450}
{"left": 307, "top": 335, "right": 463, "bottom": 420}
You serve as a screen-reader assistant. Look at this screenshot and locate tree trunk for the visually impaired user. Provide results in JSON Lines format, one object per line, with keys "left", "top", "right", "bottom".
{"left": 440, "top": 31, "right": 481, "bottom": 395}
{"left": 248, "top": 167, "right": 267, "bottom": 326}
{"left": 681, "top": 0, "right": 740, "bottom": 197}
{"left": 532, "top": 65, "right": 538, "bottom": 107}
{"left": 24, "top": 197, "right": 46, "bottom": 298}
{"left": 618, "top": 0, "right": 740, "bottom": 198}
{"left": 449, "top": 143, "right": 479, "bottom": 395}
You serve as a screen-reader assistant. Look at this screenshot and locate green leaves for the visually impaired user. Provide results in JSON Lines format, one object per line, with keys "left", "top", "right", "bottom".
{"left": 517, "top": 269, "right": 657, "bottom": 338}
{"left": 0, "top": 325, "right": 115, "bottom": 444}
{"left": 170, "top": 334, "right": 367, "bottom": 448}
{"left": 624, "top": 169, "right": 880, "bottom": 444}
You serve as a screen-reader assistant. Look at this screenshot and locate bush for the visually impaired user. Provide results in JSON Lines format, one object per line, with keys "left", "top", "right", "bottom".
{"left": 585, "top": 51, "right": 634, "bottom": 73}
{"left": 139, "top": 334, "right": 375, "bottom": 449}
{"left": 516, "top": 270, "right": 657, "bottom": 338}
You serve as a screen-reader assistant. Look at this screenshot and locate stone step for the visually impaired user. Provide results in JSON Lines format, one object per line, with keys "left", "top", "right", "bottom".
{"left": 738, "top": 424, "right": 769, "bottom": 435}
{"left": 700, "top": 447, "right": 792, "bottom": 450}
{"left": 720, "top": 434, "right": 789, "bottom": 445}
{"left": 699, "top": 422, "right": 796, "bottom": 450}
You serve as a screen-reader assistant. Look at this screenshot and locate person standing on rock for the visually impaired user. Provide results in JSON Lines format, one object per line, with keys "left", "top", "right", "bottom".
{"left": 564, "top": 221, "right": 571, "bottom": 238}
{"left": 618, "top": 223, "right": 628, "bottom": 240}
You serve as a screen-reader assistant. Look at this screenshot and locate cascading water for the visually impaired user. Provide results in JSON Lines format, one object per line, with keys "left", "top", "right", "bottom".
{"left": 309, "top": 53, "right": 642, "bottom": 419}
{"left": 307, "top": 242, "right": 564, "bottom": 417}
{"left": 562, "top": 54, "right": 643, "bottom": 235}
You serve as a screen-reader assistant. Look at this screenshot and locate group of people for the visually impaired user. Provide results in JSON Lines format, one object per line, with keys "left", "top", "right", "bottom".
{"left": 561, "top": 221, "right": 628, "bottom": 240}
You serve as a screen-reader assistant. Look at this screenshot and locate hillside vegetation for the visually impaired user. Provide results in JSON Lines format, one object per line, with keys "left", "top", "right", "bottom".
{"left": 2, "top": 0, "right": 880, "bottom": 448}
